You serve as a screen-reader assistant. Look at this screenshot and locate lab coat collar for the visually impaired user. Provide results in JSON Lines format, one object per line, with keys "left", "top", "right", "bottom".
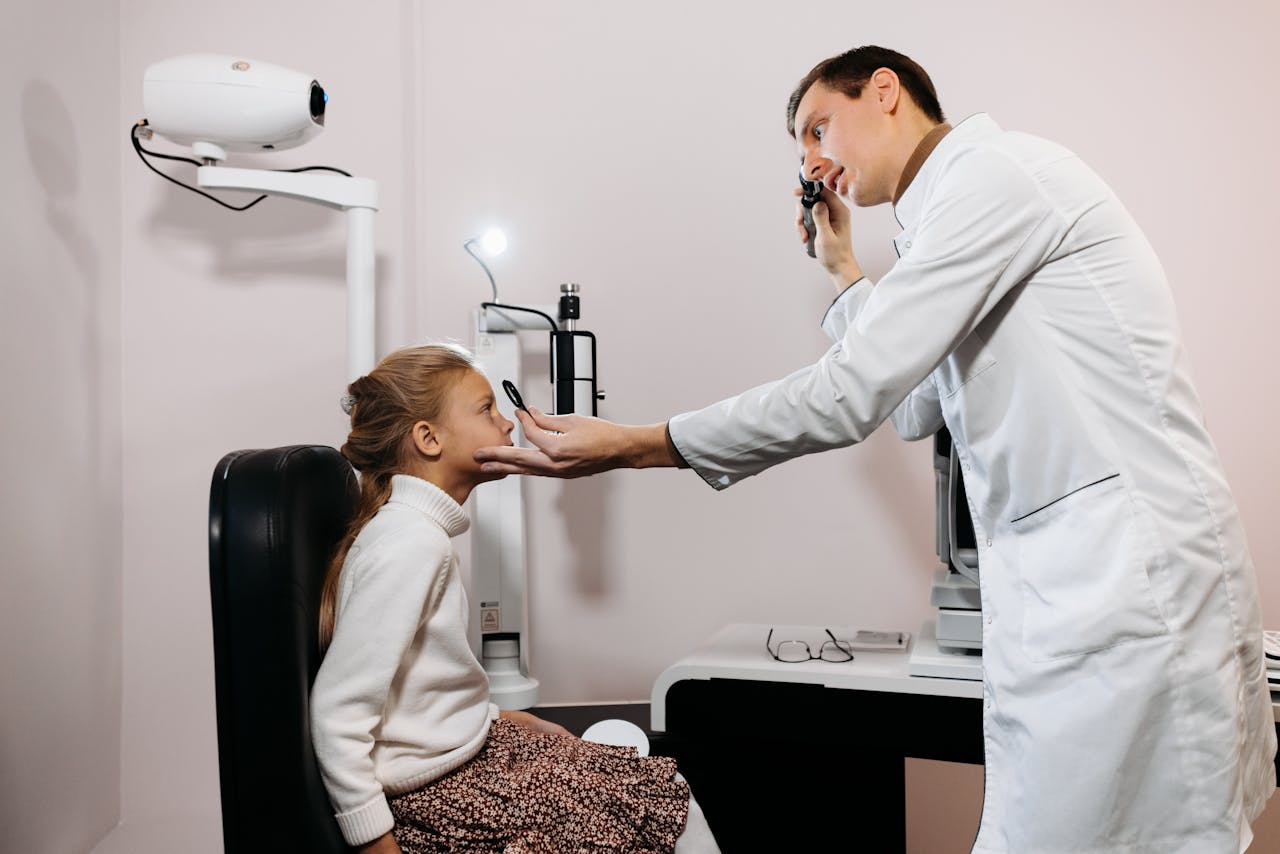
{"left": 893, "top": 113, "right": 1001, "bottom": 227}
{"left": 893, "top": 122, "right": 953, "bottom": 204}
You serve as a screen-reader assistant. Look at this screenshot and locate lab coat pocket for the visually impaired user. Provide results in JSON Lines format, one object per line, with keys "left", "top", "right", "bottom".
{"left": 1013, "top": 475, "right": 1168, "bottom": 662}
{"left": 935, "top": 331, "right": 997, "bottom": 398}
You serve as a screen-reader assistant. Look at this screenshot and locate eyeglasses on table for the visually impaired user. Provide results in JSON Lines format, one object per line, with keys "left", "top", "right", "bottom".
{"left": 765, "top": 627, "right": 855, "bottom": 663}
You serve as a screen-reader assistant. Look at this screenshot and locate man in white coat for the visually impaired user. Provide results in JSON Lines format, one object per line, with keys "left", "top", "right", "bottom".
{"left": 475, "top": 46, "right": 1276, "bottom": 852}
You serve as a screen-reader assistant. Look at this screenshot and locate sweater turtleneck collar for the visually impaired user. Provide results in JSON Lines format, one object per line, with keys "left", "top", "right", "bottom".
{"left": 388, "top": 474, "right": 471, "bottom": 537}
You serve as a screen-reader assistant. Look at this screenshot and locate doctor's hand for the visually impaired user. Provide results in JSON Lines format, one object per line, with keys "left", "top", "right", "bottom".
{"left": 795, "top": 187, "right": 864, "bottom": 293}
{"left": 474, "top": 406, "right": 678, "bottom": 478}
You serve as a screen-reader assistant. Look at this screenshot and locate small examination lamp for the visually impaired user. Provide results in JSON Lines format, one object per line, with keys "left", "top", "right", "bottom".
{"left": 463, "top": 228, "right": 508, "bottom": 302}
{"left": 477, "top": 228, "right": 507, "bottom": 256}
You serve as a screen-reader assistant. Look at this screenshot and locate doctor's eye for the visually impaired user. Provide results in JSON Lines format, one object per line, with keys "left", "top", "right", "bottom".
{"left": 813, "top": 123, "right": 825, "bottom": 140}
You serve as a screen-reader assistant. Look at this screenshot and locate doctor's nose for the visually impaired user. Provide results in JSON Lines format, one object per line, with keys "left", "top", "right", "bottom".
{"left": 804, "top": 156, "right": 835, "bottom": 183}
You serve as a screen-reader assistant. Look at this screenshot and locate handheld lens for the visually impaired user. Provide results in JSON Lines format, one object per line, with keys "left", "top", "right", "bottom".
{"left": 502, "top": 379, "right": 527, "bottom": 412}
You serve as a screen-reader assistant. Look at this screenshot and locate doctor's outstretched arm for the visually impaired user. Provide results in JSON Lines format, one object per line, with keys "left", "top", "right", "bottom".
{"left": 475, "top": 407, "right": 682, "bottom": 477}
{"left": 476, "top": 187, "right": 862, "bottom": 479}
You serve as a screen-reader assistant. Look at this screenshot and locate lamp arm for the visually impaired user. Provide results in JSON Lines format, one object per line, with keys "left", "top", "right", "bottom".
{"left": 196, "top": 165, "right": 380, "bottom": 380}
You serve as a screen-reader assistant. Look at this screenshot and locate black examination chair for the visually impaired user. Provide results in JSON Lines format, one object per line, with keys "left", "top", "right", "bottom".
{"left": 208, "top": 445, "right": 358, "bottom": 853}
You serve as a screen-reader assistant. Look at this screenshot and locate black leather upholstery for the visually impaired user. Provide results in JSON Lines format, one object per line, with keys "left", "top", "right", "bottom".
{"left": 208, "top": 446, "right": 358, "bottom": 853}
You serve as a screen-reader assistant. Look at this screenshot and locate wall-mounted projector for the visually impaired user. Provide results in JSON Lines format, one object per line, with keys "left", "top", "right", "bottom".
{"left": 142, "top": 54, "right": 326, "bottom": 162}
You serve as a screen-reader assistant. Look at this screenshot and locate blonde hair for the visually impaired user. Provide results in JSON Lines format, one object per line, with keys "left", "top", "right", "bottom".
{"left": 318, "top": 343, "right": 478, "bottom": 650}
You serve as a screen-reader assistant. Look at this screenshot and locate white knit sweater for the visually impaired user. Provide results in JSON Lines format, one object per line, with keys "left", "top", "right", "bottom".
{"left": 310, "top": 474, "right": 498, "bottom": 846}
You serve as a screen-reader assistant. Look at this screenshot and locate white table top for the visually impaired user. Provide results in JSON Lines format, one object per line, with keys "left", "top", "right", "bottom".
{"left": 650, "top": 623, "right": 1280, "bottom": 731}
{"left": 649, "top": 623, "right": 983, "bottom": 732}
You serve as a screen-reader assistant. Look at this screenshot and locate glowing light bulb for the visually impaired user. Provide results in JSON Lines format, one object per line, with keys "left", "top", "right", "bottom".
{"left": 479, "top": 228, "right": 507, "bottom": 256}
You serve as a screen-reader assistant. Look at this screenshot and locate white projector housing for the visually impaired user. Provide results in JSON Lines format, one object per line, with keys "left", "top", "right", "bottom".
{"left": 143, "top": 54, "right": 325, "bottom": 162}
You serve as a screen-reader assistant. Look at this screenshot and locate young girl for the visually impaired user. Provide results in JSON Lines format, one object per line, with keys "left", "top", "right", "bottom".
{"left": 311, "top": 344, "right": 713, "bottom": 854}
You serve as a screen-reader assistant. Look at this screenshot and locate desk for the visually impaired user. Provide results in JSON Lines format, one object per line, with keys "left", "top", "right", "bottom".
{"left": 651, "top": 624, "right": 1280, "bottom": 853}
{"left": 651, "top": 623, "right": 981, "bottom": 731}
{"left": 650, "top": 623, "right": 984, "bottom": 852}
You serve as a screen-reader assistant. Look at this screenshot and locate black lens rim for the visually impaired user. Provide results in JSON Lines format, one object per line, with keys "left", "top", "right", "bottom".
{"left": 309, "top": 81, "right": 326, "bottom": 125}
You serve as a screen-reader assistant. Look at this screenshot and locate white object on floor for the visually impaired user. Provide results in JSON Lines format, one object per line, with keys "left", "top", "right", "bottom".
{"left": 581, "top": 718, "right": 650, "bottom": 756}
{"left": 673, "top": 774, "right": 721, "bottom": 854}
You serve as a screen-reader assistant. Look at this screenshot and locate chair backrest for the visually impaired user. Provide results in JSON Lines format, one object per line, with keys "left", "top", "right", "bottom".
{"left": 208, "top": 445, "right": 358, "bottom": 853}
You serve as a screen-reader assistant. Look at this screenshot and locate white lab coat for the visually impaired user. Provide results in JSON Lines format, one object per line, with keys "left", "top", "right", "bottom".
{"left": 669, "top": 114, "right": 1276, "bottom": 853}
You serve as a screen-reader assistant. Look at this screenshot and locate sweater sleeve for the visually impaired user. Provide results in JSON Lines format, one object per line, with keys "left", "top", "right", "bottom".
{"left": 310, "top": 525, "right": 451, "bottom": 845}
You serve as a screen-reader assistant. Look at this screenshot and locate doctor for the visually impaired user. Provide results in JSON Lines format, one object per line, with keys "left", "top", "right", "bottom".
{"left": 476, "top": 45, "right": 1276, "bottom": 852}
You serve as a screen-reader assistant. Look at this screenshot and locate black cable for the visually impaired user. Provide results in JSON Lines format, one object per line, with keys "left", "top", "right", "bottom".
{"left": 281, "top": 164, "right": 353, "bottom": 177}
{"left": 481, "top": 302, "right": 558, "bottom": 331}
{"left": 132, "top": 122, "right": 267, "bottom": 211}
{"left": 130, "top": 120, "right": 354, "bottom": 212}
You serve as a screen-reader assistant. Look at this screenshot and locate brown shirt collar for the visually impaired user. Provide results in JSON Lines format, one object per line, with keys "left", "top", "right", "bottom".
{"left": 893, "top": 123, "right": 953, "bottom": 205}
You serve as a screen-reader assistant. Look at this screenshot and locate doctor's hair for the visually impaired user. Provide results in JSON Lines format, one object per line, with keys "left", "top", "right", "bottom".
{"left": 318, "top": 342, "right": 479, "bottom": 651}
{"left": 786, "top": 46, "right": 945, "bottom": 135}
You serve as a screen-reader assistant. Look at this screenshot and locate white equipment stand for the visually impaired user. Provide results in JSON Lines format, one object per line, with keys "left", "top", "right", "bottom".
{"left": 469, "top": 304, "right": 552, "bottom": 709}
{"left": 196, "top": 166, "right": 379, "bottom": 380}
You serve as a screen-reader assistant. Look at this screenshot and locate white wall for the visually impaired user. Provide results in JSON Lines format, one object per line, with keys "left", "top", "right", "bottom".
{"left": 96, "top": 0, "right": 1280, "bottom": 849}
{"left": 0, "top": 1, "right": 123, "bottom": 852}
{"left": 419, "top": 0, "right": 1280, "bottom": 701}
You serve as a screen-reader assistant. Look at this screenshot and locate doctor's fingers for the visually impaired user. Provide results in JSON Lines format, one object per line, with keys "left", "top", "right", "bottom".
{"left": 793, "top": 188, "right": 811, "bottom": 244}
{"left": 475, "top": 445, "right": 557, "bottom": 476}
{"left": 477, "top": 444, "right": 600, "bottom": 479}
{"left": 815, "top": 192, "right": 850, "bottom": 230}
{"left": 511, "top": 407, "right": 577, "bottom": 452}
{"left": 520, "top": 405, "right": 573, "bottom": 434}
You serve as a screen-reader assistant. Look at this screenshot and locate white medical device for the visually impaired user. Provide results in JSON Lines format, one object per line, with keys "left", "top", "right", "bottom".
{"left": 143, "top": 54, "right": 327, "bottom": 163}
{"left": 466, "top": 235, "right": 605, "bottom": 708}
{"left": 470, "top": 288, "right": 541, "bottom": 710}
{"left": 136, "top": 54, "right": 378, "bottom": 381}
{"left": 908, "top": 427, "right": 984, "bottom": 680}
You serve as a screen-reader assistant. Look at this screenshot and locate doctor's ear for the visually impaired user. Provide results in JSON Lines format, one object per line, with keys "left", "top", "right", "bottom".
{"left": 409, "top": 420, "right": 443, "bottom": 459}
{"left": 869, "top": 67, "right": 901, "bottom": 114}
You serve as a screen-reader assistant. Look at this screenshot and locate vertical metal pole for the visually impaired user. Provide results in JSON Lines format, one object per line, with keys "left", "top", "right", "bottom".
{"left": 346, "top": 206, "right": 377, "bottom": 381}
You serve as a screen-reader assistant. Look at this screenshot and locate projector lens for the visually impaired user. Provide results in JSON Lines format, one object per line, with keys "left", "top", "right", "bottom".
{"left": 310, "top": 81, "right": 326, "bottom": 125}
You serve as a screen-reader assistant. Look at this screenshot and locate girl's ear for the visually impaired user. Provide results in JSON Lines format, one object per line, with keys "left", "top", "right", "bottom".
{"left": 409, "top": 420, "right": 443, "bottom": 459}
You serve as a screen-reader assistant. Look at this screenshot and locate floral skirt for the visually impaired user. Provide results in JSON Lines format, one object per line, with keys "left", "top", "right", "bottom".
{"left": 389, "top": 717, "right": 690, "bottom": 854}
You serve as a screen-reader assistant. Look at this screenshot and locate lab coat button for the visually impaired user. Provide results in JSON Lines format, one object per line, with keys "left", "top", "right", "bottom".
{"left": 986, "top": 538, "right": 992, "bottom": 547}
{"left": 905, "top": 240, "right": 913, "bottom": 249}
{"left": 987, "top": 615, "right": 993, "bottom": 625}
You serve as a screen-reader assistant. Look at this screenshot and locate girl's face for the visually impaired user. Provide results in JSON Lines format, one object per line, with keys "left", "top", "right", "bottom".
{"left": 438, "top": 369, "right": 515, "bottom": 483}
